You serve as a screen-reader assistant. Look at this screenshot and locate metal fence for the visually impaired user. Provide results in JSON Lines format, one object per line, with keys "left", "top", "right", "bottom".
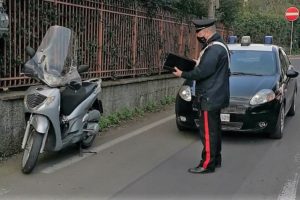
{"left": 0, "top": 0, "right": 232, "bottom": 90}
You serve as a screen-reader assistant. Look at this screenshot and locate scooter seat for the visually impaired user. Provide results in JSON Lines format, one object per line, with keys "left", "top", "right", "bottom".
{"left": 60, "top": 82, "right": 97, "bottom": 116}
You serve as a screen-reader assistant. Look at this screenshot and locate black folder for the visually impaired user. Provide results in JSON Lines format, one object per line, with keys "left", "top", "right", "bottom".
{"left": 163, "top": 53, "right": 196, "bottom": 72}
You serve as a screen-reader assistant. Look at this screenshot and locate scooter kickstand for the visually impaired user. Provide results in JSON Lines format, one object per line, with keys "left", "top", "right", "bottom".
{"left": 79, "top": 143, "right": 97, "bottom": 157}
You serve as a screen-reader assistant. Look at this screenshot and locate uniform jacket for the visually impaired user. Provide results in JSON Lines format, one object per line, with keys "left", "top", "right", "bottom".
{"left": 181, "top": 33, "right": 230, "bottom": 111}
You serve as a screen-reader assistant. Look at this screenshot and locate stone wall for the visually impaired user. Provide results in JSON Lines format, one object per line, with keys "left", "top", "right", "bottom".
{"left": 0, "top": 98, "right": 25, "bottom": 157}
{"left": 100, "top": 75, "right": 182, "bottom": 113}
{"left": 0, "top": 75, "right": 183, "bottom": 157}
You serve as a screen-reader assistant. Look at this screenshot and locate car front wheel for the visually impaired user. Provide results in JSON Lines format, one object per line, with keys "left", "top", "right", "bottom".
{"left": 287, "top": 91, "right": 296, "bottom": 116}
{"left": 269, "top": 106, "right": 285, "bottom": 139}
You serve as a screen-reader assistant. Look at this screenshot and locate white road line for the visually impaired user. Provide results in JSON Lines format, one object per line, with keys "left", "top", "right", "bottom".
{"left": 0, "top": 188, "right": 9, "bottom": 196}
{"left": 41, "top": 114, "right": 175, "bottom": 174}
{"left": 278, "top": 173, "right": 299, "bottom": 200}
{"left": 289, "top": 57, "right": 300, "bottom": 60}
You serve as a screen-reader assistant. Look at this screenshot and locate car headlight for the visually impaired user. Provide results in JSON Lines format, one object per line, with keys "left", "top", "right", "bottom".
{"left": 179, "top": 85, "right": 192, "bottom": 102}
{"left": 250, "top": 89, "right": 275, "bottom": 105}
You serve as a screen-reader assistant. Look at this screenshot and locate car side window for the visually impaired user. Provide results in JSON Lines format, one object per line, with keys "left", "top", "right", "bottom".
{"left": 281, "top": 49, "right": 291, "bottom": 67}
{"left": 279, "top": 49, "right": 288, "bottom": 79}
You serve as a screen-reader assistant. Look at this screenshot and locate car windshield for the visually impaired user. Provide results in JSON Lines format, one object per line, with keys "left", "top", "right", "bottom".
{"left": 230, "top": 50, "right": 277, "bottom": 76}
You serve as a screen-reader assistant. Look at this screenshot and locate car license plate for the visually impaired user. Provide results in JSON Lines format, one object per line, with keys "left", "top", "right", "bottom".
{"left": 220, "top": 114, "right": 230, "bottom": 122}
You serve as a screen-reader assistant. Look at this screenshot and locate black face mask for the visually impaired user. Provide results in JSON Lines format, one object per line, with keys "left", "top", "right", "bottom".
{"left": 197, "top": 36, "right": 207, "bottom": 44}
{"left": 197, "top": 36, "right": 207, "bottom": 48}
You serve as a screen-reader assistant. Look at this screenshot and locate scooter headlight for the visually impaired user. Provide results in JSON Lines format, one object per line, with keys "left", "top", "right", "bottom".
{"left": 179, "top": 85, "right": 192, "bottom": 102}
{"left": 25, "top": 92, "right": 55, "bottom": 110}
{"left": 25, "top": 93, "right": 47, "bottom": 109}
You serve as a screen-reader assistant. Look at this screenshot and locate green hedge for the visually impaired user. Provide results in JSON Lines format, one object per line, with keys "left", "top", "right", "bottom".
{"left": 233, "top": 11, "right": 300, "bottom": 52}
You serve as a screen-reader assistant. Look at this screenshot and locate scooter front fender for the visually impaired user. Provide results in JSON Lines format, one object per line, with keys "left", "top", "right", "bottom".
{"left": 31, "top": 114, "right": 49, "bottom": 134}
{"left": 21, "top": 114, "right": 49, "bottom": 152}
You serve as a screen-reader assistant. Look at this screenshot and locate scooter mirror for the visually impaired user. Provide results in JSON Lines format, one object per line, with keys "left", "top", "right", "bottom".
{"left": 25, "top": 46, "right": 35, "bottom": 58}
{"left": 78, "top": 65, "right": 89, "bottom": 74}
{"left": 69, "top": 81, "right": 81, "bottom": 90}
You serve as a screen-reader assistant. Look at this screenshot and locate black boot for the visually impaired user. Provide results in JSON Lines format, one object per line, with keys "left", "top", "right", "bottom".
{"left": 188, "top": 166, "right": 215, "bottom": 174}
{"left": 216, "top": 160, "right": 221, "bottom": 168}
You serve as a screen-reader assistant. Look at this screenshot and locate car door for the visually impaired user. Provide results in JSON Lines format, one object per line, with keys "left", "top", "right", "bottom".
{"left": 278, "top": 48, "right": 293, "bottom": 113}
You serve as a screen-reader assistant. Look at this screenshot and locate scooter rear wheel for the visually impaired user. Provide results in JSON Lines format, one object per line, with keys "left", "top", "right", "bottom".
{"left": 21, "top": 127, "right": 43, "bottom": 174}
{"left": 81, "top": 133, "right": 96, "bottom": 149}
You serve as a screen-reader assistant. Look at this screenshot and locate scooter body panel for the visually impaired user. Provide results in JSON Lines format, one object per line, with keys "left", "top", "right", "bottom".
{"left": 62, "top": 85, "right": 101, "bottom": 147}
{"left": 24, "top": 85, "right": 63, "bottom": 150}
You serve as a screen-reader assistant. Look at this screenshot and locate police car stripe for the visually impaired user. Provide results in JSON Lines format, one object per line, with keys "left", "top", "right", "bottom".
{"left": 203, "top": 111, "right": 211, "bottom": 169}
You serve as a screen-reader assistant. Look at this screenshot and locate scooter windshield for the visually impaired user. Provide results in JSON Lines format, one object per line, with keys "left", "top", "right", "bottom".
{"left": 27, "top": 25, "right": 81, "bottom": 87}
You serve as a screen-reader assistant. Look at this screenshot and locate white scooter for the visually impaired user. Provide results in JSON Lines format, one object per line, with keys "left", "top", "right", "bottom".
{"left": 21, "top": 25, "right": 103, "bottom": 174}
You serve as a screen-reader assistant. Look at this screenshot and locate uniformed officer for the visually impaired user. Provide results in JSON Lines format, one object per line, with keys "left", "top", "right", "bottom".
{"left": 173, "top": 19, "right": 230, "bottom": 174}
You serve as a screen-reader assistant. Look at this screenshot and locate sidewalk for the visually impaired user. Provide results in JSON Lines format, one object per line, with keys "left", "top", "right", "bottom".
{"left": 288, "top": 54, "right": 300, "bottom": 59}
{"left": 0, "top": 104, "right": 175, "bottom": 176}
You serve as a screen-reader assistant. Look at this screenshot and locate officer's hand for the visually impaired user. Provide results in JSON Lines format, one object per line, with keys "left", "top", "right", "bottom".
{"left": 172, "top": 67, "right": 182, "bottom": 77}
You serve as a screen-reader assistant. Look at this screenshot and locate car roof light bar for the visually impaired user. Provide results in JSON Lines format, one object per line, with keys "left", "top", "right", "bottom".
{"left": 241, "top": 36, "right": 251, "bottom": 46}
{"left": 228, "top": 36, "right": 237, "bottom": 44}
{"left": 264, "top": 36, "right": 273, "bottom": 44}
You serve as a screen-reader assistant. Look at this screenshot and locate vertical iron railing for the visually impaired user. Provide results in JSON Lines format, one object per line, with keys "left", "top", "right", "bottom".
{"left": 0, "top": 0, "right": 232, "bottom": 90}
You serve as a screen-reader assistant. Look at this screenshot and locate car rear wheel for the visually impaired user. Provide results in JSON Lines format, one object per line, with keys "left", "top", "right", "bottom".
{"left": 287, "top": 91, "right": 296, "bottom": 116}
{"left": 269, "top": 106, "right": 284, "bottom": 139}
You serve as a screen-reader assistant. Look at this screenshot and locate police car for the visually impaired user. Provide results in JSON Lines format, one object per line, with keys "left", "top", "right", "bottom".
{"left": 175, "top": 36, "right": 299, "bottom": 139}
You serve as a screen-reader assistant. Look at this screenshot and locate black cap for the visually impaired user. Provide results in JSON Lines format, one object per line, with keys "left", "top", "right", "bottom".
{"left": 192, "top": 19, "right": 216, "bottom": 31}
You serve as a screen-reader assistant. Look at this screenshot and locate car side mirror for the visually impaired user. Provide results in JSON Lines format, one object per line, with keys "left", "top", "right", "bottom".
{"left": 78, "top": 65, "right": 89, "bottom": 74}
{"left": 25, "top": 46, "right": 35, "bottom": 58}
{"left": 286, "top": 69, "right": 299, "bottom": 78}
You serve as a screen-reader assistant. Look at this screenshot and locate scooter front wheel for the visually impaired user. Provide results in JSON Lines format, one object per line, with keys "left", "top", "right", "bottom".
{"left": 21, "top": 126, "right": 43, "bottom": 174}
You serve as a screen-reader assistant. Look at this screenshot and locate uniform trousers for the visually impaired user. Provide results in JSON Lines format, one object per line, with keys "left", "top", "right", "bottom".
{"left": 196, "top": 109, "right": 222, "bottom": 170}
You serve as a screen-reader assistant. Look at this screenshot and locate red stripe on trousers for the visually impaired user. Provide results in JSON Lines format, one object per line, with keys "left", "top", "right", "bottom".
{"left": 203, "top": 111, "right": 211, "bottom": 169}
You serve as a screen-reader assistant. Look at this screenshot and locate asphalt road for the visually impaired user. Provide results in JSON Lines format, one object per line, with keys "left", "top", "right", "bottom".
{"left": 1, "top": 58, "right": 300, "bottom": 200}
